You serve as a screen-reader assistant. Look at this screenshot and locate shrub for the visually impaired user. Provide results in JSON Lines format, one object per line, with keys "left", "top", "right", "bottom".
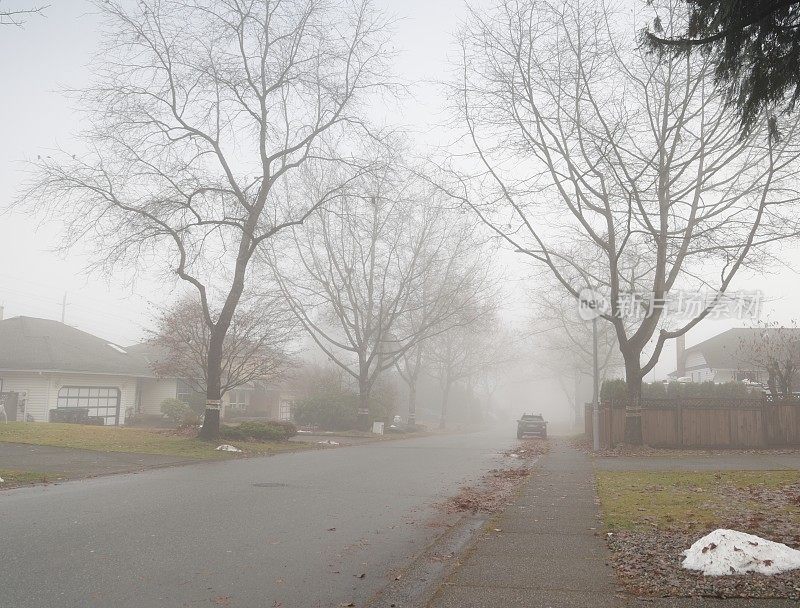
{"left": 600, "top": 379, "right": 628, "bottom": 402}
{"left": 600, "top": 379, "right": 761, "bottom": 402}
{"left": 160, "top": 398, "right": 199, "bottom": 426}
{"left": 220, "top": 420, "right": 297, "bottom": 442}
{"left": 265, "top": 419, "right": 298, "bottom": 439}
{"left": 292, "top": 391, "right": 359, "bottom": 431}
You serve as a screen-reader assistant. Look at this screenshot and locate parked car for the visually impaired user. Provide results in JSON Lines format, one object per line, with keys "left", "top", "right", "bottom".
{"left": 517, "top": 413, "right": 547, "bottom": 439}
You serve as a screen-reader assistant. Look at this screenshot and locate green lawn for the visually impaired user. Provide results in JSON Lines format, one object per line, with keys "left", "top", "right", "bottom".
{"left": 0, "top": 422, "right": 311, "bottom": 460}
{"left": 0, "top": 469, "right": 58, "bottom": 488}
{"left": 596, "top": 470, "right": 800, "bottom": 530}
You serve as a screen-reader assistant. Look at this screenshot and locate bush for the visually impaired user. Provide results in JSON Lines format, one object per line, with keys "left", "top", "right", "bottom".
{"left": 600, "top": 379, "right": 761, "bottom": 402}
{"left": 160, "top": 398, "right": 199, "bottom": 426}
{"left": 293, "top": 392, "right": 359, "bottom": 431}
{"left": 220, "top": 420, "right": 297, "bottom": 442}
{"left": 265, "top": 419, "right": 298, "bottom": 439}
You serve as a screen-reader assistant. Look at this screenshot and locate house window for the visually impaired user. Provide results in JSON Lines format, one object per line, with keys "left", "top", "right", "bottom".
{"left": 278, "top": 400, "right": 294, "bottom": 421}
{"left": 57, "top": 386, "right": 121, "bottom": 426}
{"left": 735, "top": 371, "right": 760, "bottom": 383}
{"left": 176, "top": 380, "right": 191, "bottom": 403}
{"left": 229, "top": 389, "right": 249, "bottom": 410}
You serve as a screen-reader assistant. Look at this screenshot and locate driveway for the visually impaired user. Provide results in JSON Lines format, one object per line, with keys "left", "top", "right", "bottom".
{"left": 0, "top": 429, "right": 515, "bottom": 608}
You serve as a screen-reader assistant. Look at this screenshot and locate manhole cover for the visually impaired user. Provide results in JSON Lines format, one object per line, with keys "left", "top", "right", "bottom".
{"left": 252, "top": 482, "right": 289, "bottom": 488}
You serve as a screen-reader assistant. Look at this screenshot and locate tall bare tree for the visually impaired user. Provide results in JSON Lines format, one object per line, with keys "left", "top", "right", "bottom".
{"left": 530, "top": 279, "right": 623, "bottom": 426}
{"left": 393, "top": 219, "right": 495, "bottom": 427}
{"left": 21, "top": 0, "right": 393, "bottom": 438}
{"left": 426, "top": 305, "right": 505, "bottom": 429}
{"left": 272, "top": 162, "right": 492, "bottom": 429}
{"left": 738, "top": 321, "right": 800, "bottom": 399}
{"left": 446, "top": 0, "right": 800, "bottom": 443}
{"left": 146, "top": 293, "right": 295, "bottom": 400}
{"left": 0, "top": 1, "right": 47, "bottom": 26}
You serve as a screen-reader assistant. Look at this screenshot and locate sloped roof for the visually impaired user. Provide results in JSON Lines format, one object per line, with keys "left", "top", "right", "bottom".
{"left": 124, "top": 340, "right": 167, "bottom": 367}
{"left": 678, "top": 327, "right": 800, "bottom": 372}
{"left": 0, "top": 316, "right": 155, "bottom": 377}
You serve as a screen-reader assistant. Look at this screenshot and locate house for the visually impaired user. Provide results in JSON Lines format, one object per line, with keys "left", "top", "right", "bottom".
{"left": 0, "top": 316, "right": 296, "bottom": 424}
{"left": 0, "top": 316, "right": 153, "bottom": 424}
{"left": 126, "top": 341, "right": 297, "bottom": 422}
{"left": 669, "top": 328, "right": 800, "bottom": 383}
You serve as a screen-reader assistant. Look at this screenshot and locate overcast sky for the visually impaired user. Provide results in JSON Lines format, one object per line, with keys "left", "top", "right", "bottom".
{"left": 1, "top": 0, "right": 799, "bottom": 378}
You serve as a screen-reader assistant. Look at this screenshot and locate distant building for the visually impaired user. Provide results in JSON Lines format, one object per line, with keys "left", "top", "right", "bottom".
{"left": 0, "top": 316, "right": 294, "bottom": 424}
{"left": 669, "top": 327, "right": 800, "bottom": 383}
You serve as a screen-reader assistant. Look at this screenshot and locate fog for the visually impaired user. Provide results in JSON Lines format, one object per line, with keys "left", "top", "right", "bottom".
{"left": 2, "top": 0, "right": 800, "bottom": 434}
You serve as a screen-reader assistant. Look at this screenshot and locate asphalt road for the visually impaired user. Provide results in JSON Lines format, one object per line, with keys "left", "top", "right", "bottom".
{"left": 0, "top": 429, "right": 515, "bottom": 608}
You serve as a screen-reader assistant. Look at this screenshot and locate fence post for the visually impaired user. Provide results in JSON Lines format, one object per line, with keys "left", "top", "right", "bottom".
{"left": 676, "top": 402, "right": 683, "bottom": 448}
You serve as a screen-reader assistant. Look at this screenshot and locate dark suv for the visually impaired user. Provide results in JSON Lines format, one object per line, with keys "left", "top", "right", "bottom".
{"left": 517, "top": 413, "right": 547, "bottom": 439}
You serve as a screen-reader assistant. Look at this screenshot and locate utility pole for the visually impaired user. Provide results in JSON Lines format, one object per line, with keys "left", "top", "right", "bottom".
{"left": 61, "top": 292, "right": 67, "bottom": 324}
{"left": 592, "top": 315, "right": 600, "bottom": 451}
{"left": 578, "top": 288, "right": 603, "bottom": 451}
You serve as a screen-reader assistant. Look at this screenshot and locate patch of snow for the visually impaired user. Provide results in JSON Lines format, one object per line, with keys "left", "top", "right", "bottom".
{"left": 0, "top": 476, "right": 4, "bottom": 483}
{"left": 317, "top": 440, "right": 340, "bottom": 445}
{"left": 215, "top": 444, "right": 242, "bottom": 453}
{"left": 682, "top": 529, "right": 800, "bottom": 576}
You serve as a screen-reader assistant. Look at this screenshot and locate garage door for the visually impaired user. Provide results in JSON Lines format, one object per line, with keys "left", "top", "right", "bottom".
{"left": 57, "top": 387, "right": 121, "bottom": 426}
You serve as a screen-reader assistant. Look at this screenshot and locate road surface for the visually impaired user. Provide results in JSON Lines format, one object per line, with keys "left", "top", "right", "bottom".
{"left": 0, "top": 429, "right": 514, "bottom": 608}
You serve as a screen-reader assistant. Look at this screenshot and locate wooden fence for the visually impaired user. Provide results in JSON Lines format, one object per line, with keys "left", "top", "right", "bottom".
{"left": 584, "top": 397, "right": 800, "bottom": 449}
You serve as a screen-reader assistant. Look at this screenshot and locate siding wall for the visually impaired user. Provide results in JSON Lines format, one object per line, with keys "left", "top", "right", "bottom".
{"left": 138, "top": 378, "right": 178, "bottom": 415}
{"left": 0, "top": 372, "right": 138, "bottom": 424}
{"left": 1, "top": 373, "right": 51, "bottom": 422}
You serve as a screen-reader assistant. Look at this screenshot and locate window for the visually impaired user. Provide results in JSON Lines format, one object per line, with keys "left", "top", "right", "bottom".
{"left": 279, "top": 399, "right": 294, "bottom": 421}
{"left": 735, "top": 370, "right": 761, "bottom": 383}
{"left": 57, "top": 386, "right": 121, "bottom": 426}
{"left": 229, "top": 389, "right": 249, "bottom": 410}
{"left": 176, "top": 380, "right": 191, "bottom": 404}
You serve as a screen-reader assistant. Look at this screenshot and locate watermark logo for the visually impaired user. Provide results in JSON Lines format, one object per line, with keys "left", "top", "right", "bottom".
{"left": 576, "top": 289, "right": 762, "bottom": 321}
{"left": 577, "top": 288, "right": 609, "bottom": 321}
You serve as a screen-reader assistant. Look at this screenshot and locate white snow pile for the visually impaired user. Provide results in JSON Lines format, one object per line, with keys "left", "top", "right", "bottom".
{"left": 682, "top": 529, "right": 800, "bottom": 576}
{"left": 215, "top": 444, "right": 242, "bottom": 453}
{"left": 317, "top": 440, "right": 340, "bottom": 446}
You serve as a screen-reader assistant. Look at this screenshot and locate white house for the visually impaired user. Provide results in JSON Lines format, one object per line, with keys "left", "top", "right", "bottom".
{"left": 0, "top": 316, "right": 296, "bottom": 424}
{"left": 669, "top": 328, "right": 800, "bottom": 384}
{"left": 0, "top": 316, "right": 153, "bottom": 424}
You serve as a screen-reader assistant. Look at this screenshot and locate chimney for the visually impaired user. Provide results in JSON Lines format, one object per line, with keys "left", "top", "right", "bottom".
{"left": 676, "top": 334, "right": 686, "bottom": 378}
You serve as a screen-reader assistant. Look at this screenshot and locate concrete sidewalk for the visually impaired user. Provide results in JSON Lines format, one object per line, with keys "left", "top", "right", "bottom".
{"left": 426, "top": 441, "right": 798, "bottom": 608}
{"left": 428, "top": 439, "right": 619, "bottom": 607}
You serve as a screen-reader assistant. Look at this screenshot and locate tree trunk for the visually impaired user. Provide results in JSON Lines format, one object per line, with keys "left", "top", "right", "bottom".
{"left": 439, "top": 380, "right": 452, "bottom": 430}
{"left": 623, "top": 354, "right": 643, "bottom": 445}
{"left": 198, "top": 325, "right": 225, "bottom": 440}
{"left": 407, "top": 381, "right": 417, "bottom": 428}
{"left": 357, "top": 390, "right": 371, "bottom": 431}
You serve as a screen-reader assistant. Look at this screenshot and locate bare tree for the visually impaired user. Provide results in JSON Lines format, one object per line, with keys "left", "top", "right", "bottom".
{"left": 272, "top": 162, "right": 491, "bottom": 429}
{"left": 427, "top": 304, "right": 507, "bottom": 429}
{"left": 20, "top": 0, "right": 393, "bottom": 439}
{"left": 530, "top": 280, "right": 623, "bottom": 427}
{"left": 0, "top": 1, "right": 47, "bottom": 26}
{"left": 147, "top": 293, "right": 296, "bottom": 399}
{"left": 738, "top": 322, "right": 800, "bottom": 399}
{"left": 445, "top": 0, "right": 800, "bottom": 443}
{"left": 393, "top": 220, "right": 495, "bottom": 427}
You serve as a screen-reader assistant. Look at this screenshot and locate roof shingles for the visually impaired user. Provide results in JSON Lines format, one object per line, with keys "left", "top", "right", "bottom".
{"left": 0, "top": 316, "right": 154, "bottom": 377}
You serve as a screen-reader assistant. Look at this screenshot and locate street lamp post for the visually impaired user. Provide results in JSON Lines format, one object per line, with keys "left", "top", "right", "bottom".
{"left": 592, "top": 315, "right": 600, "bottom": 451}
{"left": 578, "top": 288, "right": 603, "bottom": 452}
